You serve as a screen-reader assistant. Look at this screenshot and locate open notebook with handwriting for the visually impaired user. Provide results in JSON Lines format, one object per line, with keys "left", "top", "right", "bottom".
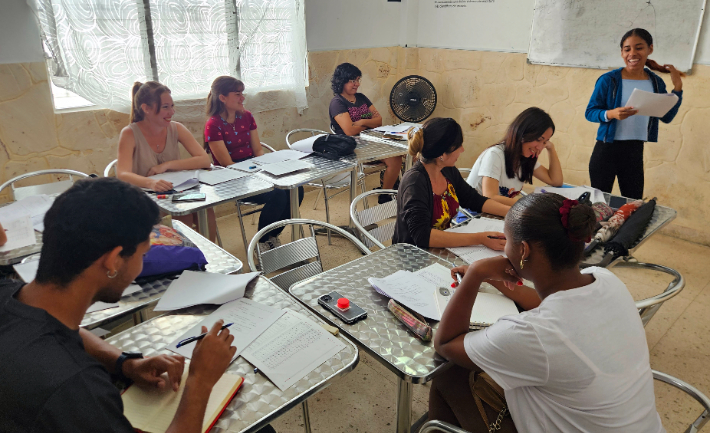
{"left": 121, "top": 366, "right": 243, "bottom": 433}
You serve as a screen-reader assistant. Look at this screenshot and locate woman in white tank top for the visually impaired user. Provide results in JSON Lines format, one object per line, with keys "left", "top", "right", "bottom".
{"left": 117, "top": 81, "right": 215, "bottom": 239}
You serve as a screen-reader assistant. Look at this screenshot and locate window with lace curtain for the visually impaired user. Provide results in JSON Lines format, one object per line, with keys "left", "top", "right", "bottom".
{"left": 33, "top": 0, "right": 307, "bottom": 117}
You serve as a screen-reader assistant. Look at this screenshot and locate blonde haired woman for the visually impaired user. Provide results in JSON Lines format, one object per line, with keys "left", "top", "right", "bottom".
{"left": 392, "top": 117, "right": 509, "bottom": 249}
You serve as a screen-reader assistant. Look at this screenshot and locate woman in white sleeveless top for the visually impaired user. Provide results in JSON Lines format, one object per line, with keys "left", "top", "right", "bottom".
{"left": 117, "top": 81, "right": 214, "bottom": 238}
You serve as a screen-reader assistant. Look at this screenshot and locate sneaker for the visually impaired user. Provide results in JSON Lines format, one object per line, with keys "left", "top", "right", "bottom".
{"left": 258, "top": 241, "right": 272, "bottom": 253}
{"left": 268, "top": 236, "right": 282, "bottom": 249}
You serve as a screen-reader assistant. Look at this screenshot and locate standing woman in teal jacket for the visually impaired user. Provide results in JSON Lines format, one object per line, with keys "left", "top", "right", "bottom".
{"left": 585, "top": 28, "right": 684, "bottom": 199}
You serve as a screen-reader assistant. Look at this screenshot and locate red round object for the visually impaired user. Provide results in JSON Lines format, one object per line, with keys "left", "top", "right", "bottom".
{"left": 337, "top": 298, "right": 350, "bottom": 309}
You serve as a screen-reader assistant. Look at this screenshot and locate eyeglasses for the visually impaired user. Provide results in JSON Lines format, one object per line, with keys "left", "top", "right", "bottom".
{"left": 348, "top": 78, "right": 361, "bottom": 85}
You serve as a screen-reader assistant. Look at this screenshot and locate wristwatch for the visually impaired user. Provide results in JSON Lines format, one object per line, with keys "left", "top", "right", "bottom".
{"left": 115, "top": 352, "right": 143, "bottom": 382}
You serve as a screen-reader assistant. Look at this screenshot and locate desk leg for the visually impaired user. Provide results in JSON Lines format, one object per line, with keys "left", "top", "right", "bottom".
{"left": 196, "top": 209, "right": 209, "bottom": 238}
{"left": 290, "top": 188, "right": 301, "bottom": 242}
{"left": 396, "top": 378, "right": 413, "bottom": 433}
{"left": 349, "top": 167, "right": 358, "bottom": 228}
{"left": 301, "top": 400, "right": 312, "bottom": 433}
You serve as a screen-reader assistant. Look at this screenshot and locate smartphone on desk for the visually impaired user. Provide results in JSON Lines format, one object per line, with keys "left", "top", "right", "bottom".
{"left": 172, "top": 192, "right": 207, "bottom": 202}
{"left": 318, "top": 291, "right": 367, "bottom": 324}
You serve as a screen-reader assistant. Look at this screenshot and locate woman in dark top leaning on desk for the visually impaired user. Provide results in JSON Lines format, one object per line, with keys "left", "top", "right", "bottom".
{"left": 392, "top": 118, "right": 510, "bottom": 249}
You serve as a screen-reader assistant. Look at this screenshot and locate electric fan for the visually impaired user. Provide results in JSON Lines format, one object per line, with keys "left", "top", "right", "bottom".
{"left": 389, "top": 75, "right": 437, "bottom": 123}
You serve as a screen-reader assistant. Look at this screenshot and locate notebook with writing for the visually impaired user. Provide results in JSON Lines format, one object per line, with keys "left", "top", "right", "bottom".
{"left": 436, "top": 289, "right": 519, "bottom": 330}
{"left": 121, "top": 367, "right": 243, "bottom": 433}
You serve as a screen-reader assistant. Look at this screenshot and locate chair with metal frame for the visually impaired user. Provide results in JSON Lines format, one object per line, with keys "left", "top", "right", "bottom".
{"left": 285, "top": 129, "right": 366, "bottom": 244}
{"left": 418, "top": 370, "right": 710, "bottom": 433}
{"left": 104, "top": 159, "right": 118, "bottom": 177}
{"left": 349, "top": 189, "right": 398, "bottom": 250}
{"left": 247, "top": 218, "right": 370, "bottom": 291}
{"left": 330, "top": 124, "right": 389, "bottom": 194}
{"left": 0, "top": 169, "right": 91, "bottom": 201}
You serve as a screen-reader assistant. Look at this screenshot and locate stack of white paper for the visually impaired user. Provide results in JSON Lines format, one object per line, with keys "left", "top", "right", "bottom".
{"left": 446, "top": 218, "right": 507, "bottom": 264}
{"left": 373, "top": 123, "right": 421, "bottom": 134}
{"left": 252, "top": 149, "right": 311, "bottom": 165}
{"left": 369, "top": 270, "right": 441, "bottom": 320}
{"left": 242, "top": 310, "right": 346, "bottom": 391}
{"left": 154, "top": 270, "right": 260, "bottom": 312}
{"left": 145, "top": 171, "right": 199, "bottom": 192}
{"left": 534, "top": 186, "right": 605, "bottom": 204}
{"left": 168, "top": 298, "right": 285, "bottom": 362}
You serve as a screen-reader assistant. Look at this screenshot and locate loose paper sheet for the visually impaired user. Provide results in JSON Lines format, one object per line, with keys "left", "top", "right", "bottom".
{"left": 198, "top": 169, "right": 249, "bottom": 185}
{"left": 369, "top": 270, "right": 441, "bottom": 320}
{"left": 625, "top": 88, "right": 679, "bottom": 117}
{"left": 446, "top": 218, "right": 507, "bottom": 264}
{"left": 242, "top": 310, "right": 345, "bottom": 391}
{"left": 259, "top": 159, "right": 311, "bottom": 177}
{"left": 154, "top": 271, "right": 260, "bottom": 312}
{"left": 168, "top": 298, "right": 284, "bottom": 362}
{"left": 228, "top": 160, "right": 262, "bottom": 173}
{"left": 534, "top": 186, "right": 605, "bottom": 204}
{"left": 13, "top": 259, "right": 39, "bottom": 282}
{"left": 145, "top": 171, "right": 200, "bottom": 192}
{"left": 252, "top": 149, "right": 310, "bottom": 165}
{"left": 0, "top": 195, "right": 54, "bottom": 232}
{"left": 373, "top": 123, "right": 421, "bottom": 134}
{"left": 0, "top": 216, "right": 36, "bottom": 252}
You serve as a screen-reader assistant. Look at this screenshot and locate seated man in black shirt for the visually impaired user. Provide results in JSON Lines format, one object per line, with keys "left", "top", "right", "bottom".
{"left": 0, "top": 178, "right": 236, "bottom": 433}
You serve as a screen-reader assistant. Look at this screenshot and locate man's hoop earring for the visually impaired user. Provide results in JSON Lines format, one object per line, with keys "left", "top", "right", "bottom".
{"left": 107, "top": 270, "right": 118, "bottom": 279}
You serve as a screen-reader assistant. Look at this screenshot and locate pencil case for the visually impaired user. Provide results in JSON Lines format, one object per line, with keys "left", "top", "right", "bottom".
{"left": 387, "top": 299, "right": 432, "bottom": 341}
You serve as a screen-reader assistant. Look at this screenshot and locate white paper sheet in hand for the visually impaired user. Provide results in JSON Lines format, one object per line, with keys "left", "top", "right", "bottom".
{"left": 0, "top": 216, "right": 36, "bottom": 252}
{"left": 154, "top": 270, "right": 260, "bottom": 311}
{"left": 168, "top": 298, "right": 285, "bottom": 362}
{"left": 259, "top": 159, "right": 311, "bottom": 176}
{"left": 369, "top": 270, "right": 441, "bottom": 320}
{"left": 198, "top": 169, "right": 249, "bottom": 185}
{"left": 242, "top": 310, "right": 345, "bottom": 391}
{"left": 626, "top": 88, "right": 679, "bottom": 117}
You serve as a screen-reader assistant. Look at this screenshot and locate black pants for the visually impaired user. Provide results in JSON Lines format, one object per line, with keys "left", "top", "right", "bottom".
{"left": 247, "top": 186, "right": 305, "bottom": 242}
{"left": 589, "top": 140, "right": 645, "bottom": 199}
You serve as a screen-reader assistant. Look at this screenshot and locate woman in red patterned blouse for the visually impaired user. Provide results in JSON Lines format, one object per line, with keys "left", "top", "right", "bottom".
{"left": 204, "top": 76, "right": 303, "bottom": 250}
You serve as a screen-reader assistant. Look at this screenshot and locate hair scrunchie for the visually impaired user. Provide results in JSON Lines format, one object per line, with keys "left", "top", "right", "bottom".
{"left": 559, "top": 199, "right": 591, "bottom": 243}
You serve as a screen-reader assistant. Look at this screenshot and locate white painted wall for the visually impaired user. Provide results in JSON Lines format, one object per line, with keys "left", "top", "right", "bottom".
{"left": 0, "top": 0, "right": 44, "bottom": 64}
{"left": 304, "top": 0, "right": 404, "bottom": 51}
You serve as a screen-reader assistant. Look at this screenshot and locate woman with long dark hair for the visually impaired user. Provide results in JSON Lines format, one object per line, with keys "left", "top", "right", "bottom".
{"left": 466, "top": 107, "right": 563, "bottom": 206}
{"left": 586, "top": 28, "right": 684, "bottom": 199}
{"left": 204, "top": 76, "right": 303, "bottom": 250}
{"left": 329, "top": 63, "right": 403, "bottom": 204}
{"left": 431, "top": 193, "right": 664, "bottom": 432}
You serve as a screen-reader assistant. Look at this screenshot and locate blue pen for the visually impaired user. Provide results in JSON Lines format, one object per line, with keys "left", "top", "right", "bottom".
{"left": 249, "top": 166, "right": 257, "bottom": 169}
{"left": 176, "top": 323, "right": 233, "bottom": 348}
{"left": 540, "top": 189, "right": 547, "bottom": 193}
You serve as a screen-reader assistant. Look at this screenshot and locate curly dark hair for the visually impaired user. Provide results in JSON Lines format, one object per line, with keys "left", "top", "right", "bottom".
{"left": 331, "top": 63, "right": 362, "bottom": 95}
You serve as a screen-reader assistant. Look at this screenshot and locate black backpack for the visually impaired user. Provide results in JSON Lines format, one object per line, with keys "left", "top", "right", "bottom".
{"left": 312, "top": 134, "right": 356, "bottom": 160}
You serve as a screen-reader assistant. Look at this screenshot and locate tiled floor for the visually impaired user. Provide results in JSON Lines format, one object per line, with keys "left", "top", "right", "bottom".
{"left": 200, "top": 177, "right": 710, "bottom": 432}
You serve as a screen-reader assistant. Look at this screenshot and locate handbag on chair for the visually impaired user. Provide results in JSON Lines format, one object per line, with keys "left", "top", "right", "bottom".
{"left": 469, "top": 371, "right": 517, "bottom": 433}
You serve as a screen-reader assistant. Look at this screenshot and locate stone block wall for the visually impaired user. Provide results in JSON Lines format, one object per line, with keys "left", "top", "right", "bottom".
{"left": 1, "top": 46, "right": 708, "bottom": 244}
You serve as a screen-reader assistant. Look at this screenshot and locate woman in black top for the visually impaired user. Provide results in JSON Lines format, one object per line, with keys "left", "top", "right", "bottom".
{"left": 392, "top": 118, "right": 510, "bottom": 249}
{"left": 329, "top": 63, "right": 403, "bottom": 203}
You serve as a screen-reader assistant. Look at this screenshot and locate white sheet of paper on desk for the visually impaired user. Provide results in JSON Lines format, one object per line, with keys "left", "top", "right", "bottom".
{"left": 0, "top": 194, "right": 54, "bottom": 232}
{"left": 146, "top": 171, "right": 199, "bottom": 192}
{"left": 86, "top": 301, "right": 119, "bottom": 313}
{"left": 122, "top": 284, "right": 143, "bottom": 297}
{"left": 625, "top": 88, "right": 679, "bottom": 117}
{"left": 414, "top": 263, "right": 454, "bottom": 288}
{"left": 290, "top": 135, "right": 323, "bottom": 153}
{"left": 154, "top": 270, "right": 260, "bottom": 311}
{"left": 168, "top": 297, "right": 285, "bottom": 362}
{"left": 259, "top": 159, "right": 311, "bottom": 176}
{"left": 242, "top": 310, "right": 345, "bottom": 391}
{"left": 369, "top": 270, "right": 441, "bottom": 320}
{"left": 13, "top": 260, "right": 39, "bottom": 282}
{"left": 444, "top": 218, "right": 507, "bottom": 264}
{"left": 228, "top": 160, "right": 262, "bottom": 173}
{"left": 374, "top": 123, "right": 421, "bottom": 134}
{"left": 198, "top": 168, "right": 249, "bottom": 185}
{"left": 534, "top": 186, "right": 605, "bottom": 204}
{"left": 0, "top": 216, "right": 35, "bottom": 252}
{"left": 252, "top": 149, "right": 310, "bottom": 165}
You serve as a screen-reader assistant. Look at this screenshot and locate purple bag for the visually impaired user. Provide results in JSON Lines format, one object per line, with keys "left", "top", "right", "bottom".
{"left": 138, "top": 245, "right": 208, "bottom": 278}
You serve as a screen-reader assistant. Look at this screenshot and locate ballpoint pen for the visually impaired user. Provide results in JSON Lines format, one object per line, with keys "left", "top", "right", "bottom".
{"left": 176, "top": 323, "right": 233, "bottom": 348}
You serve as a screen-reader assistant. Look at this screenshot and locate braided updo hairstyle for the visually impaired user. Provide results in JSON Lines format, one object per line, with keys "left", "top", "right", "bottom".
{"left": 507, "top": 193, "right": 597, "bottom": 270}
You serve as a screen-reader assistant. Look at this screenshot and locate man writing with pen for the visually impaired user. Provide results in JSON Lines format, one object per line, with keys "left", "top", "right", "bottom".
{"left": 0, "top": 178, "right": 239, "bottom": 433}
